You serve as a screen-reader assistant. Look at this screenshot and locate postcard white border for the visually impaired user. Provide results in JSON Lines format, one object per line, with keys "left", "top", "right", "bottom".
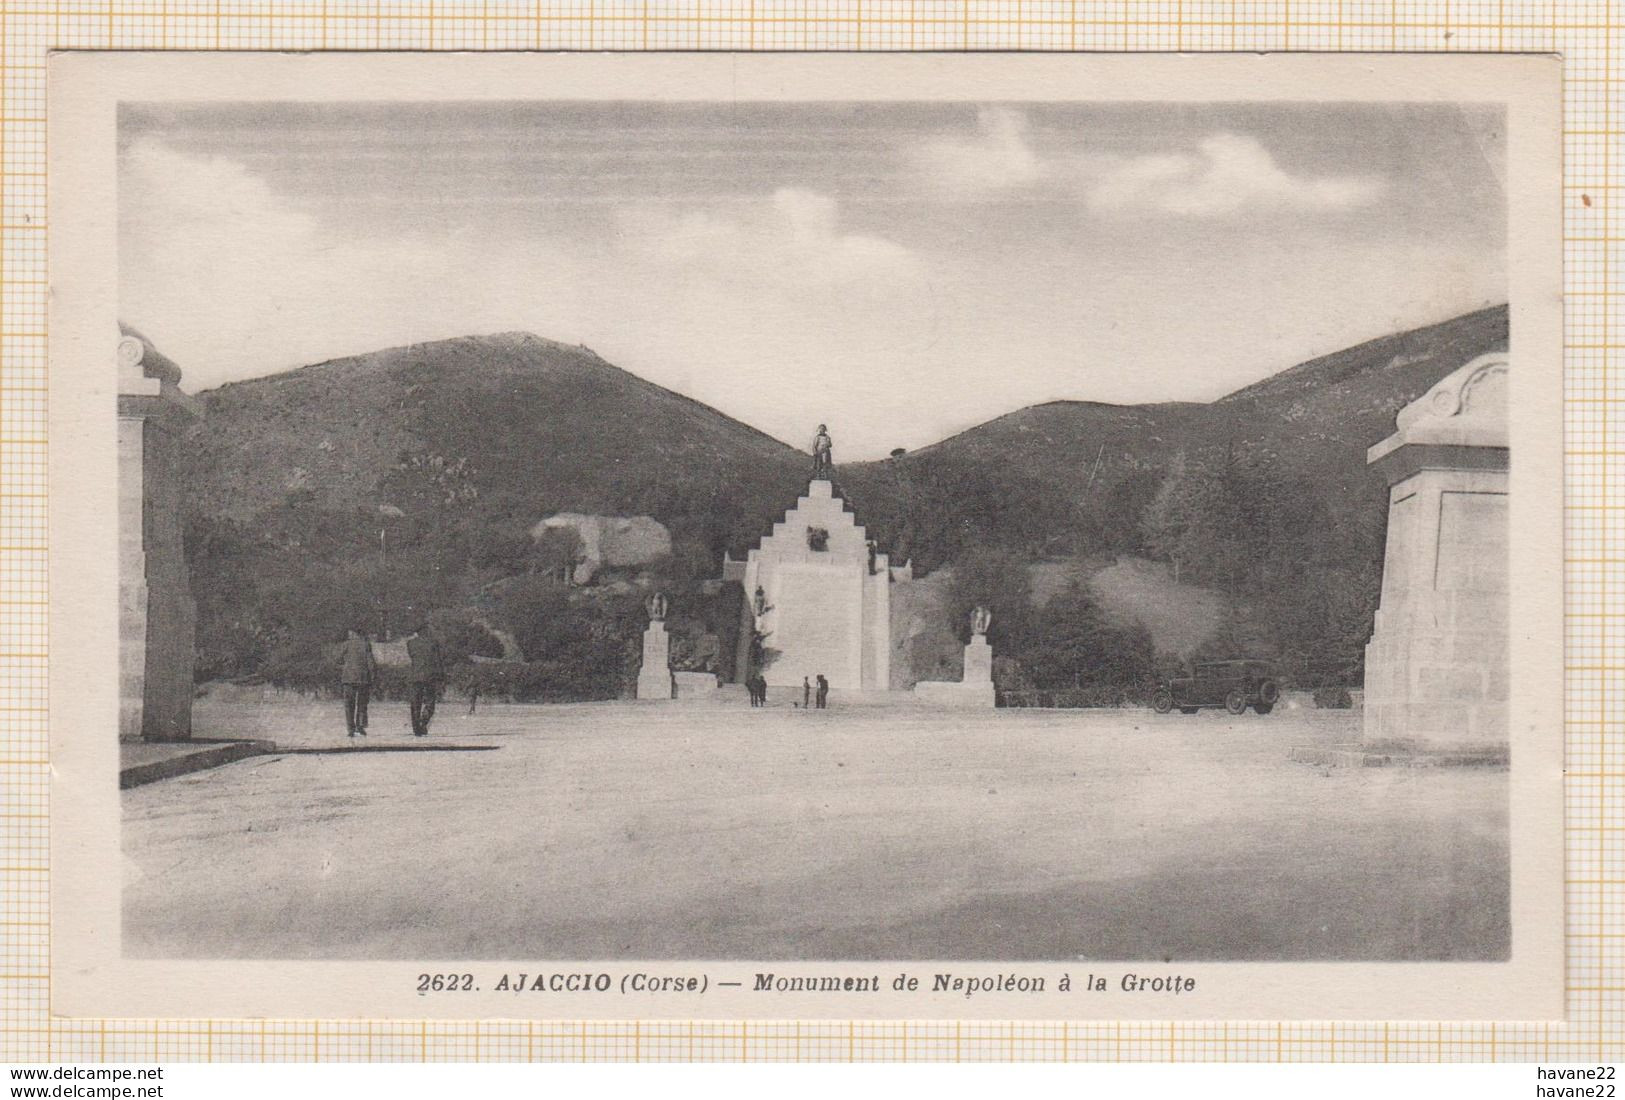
{"left": 48, "top": 51, "right": 1564, "bottom": 1021}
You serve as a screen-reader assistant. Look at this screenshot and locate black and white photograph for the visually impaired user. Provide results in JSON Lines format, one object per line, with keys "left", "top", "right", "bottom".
{"left": 50, "top": 53, "right": 1563, "bottom": 1021}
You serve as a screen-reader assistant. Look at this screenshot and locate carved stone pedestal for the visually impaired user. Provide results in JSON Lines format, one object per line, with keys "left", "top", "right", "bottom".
{"left": 1363, "top": 353, "right": 1508, "bottom": 748}
{"left": 118, "top": 328, "right": 199, "bottom": 742}
{"left": 963, "top": 637, "right": 993, "bottom": 685}
{"left": 913, "top": 637, "right": 996, "bottom": 708}
{"left": 635, "top": 622, "right": 673, "bottom": 701}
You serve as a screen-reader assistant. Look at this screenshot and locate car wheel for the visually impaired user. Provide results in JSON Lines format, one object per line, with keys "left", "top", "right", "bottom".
{"left": 1258, "top": 679, "right": 1281, "bottom": 706}
{"left": 1253, "top": 701, "right": 1274, "bottom": 715}
{"left": 1179, "top": 707, "right": 1199, "bottom": 715}
{"left": 1224, "top": 689, "right": 1247, "bottom": 715}
{"left": 1152, "top": 690, "right": 1174, "bottom": 714}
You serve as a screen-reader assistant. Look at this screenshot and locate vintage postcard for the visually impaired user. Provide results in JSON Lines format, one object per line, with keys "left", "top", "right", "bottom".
{"left": 49, "top": 52, "right": 1563, "bottom": 1021}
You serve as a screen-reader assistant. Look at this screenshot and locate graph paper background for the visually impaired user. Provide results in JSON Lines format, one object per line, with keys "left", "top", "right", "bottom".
{"left": 0, "top": 0, "right": 1614, "bottom": 1065}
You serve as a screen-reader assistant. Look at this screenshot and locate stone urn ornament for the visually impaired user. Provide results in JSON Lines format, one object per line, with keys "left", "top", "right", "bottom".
{"left": 645, "top": 591, "right": 668, "bottom": 623}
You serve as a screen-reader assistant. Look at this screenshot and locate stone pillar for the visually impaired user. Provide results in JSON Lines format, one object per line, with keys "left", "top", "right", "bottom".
{"left": 117, "top": 328, "right": 200, "bottom": 742}
{"left": 1362, "top": 353, "right": 1508, "bottom": 747}
{"left": 954, "top": 636, "right": 997, "bottom": 708}
{"left": 636, "top": 622, "right": 673, "bottom": 701}
{"left": 963, "top": 636, "right": 993, "bottom": 685}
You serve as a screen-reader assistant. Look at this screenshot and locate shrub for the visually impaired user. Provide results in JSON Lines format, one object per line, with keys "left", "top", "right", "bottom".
{"left": 946, "top": 547, "right": 1034, "bottom": 649}
{"left": 423, "top": 607, "right": 506, "bottom": 664}
{"left": 991, "top": 656, "right": 1031, "bottom": 693}
{"left": 448, "top": 658, "right": 625, "bottom": 704}
{"left": 1313, "top": 684, "right": 1354, "bottom": 709}
{"left": 1017, "top": 582, "right": 1154, "bottom": 691}
{"left": 998, "top": 684, "right": 1154, "bottom": 709}
{"left": 448, "top": 660, "right": 511, "bottom": 700}
{"left": 670, "top": 633, "right": 721, "bottom": 673}
{"left": 262, "top": 637, "right": 342, "bottom": 696}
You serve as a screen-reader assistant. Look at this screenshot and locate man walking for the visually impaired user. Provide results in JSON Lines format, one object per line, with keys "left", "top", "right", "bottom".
{"left": 340, "top": 627, "right": 376, "bottom": 738}
{"left": 815, "top": 674, "right": 829, "bottom": 710}
{"left": 407, "top": 622, "right": 444, "bottom": 737}
{"left": 802, "top": 676, "right": 811, "bottom": 709}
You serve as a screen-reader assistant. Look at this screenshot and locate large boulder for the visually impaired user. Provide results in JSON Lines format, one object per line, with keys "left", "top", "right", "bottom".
{"left": 531, "top": 513, "right": 673, "bottom": 584}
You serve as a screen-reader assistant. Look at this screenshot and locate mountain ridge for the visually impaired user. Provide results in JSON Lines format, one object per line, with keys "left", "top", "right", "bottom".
{"left": 182, "top": 302, "right": 1509, "bottom": 566}
{"left": 847, "top": 304, "right": 1508, "bottom": 493}
{"left": 178, "top": 302, "right": 1511, "bottom": 688}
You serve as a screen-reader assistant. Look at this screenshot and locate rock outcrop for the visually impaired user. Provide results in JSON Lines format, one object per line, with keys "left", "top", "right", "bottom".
{"left": 531, "top": 513, "right": 673, "bottom": 584}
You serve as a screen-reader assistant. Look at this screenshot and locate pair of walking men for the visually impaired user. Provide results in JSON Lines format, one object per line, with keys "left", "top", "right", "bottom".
{"left": 338, "top": 625, "right": 443, "bottom": 738}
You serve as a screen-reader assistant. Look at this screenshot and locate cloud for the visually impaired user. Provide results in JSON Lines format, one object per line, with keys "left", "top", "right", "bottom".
{"left": 120, "top": 140, "right": 921, "bottom": 416}
{"left": 121, "top": 139, "right": 536, "bottom": 394}
{"left": 120, "top": 139, "right": 323, "bottom": 294}
{"left": 910, "top": 112, "right": 1384, "bottom": 218}
{"left": 1077, "top": 132, "right": 1387, "bottom": 217}
{"left": 118, "top": 132, "right": 1477, "bottom": 460}
{"left": 912, "top": 107, "right": 1046, "bottom": 196}
{"left": 620, "top": 186, "right": 919, "bottom": 286}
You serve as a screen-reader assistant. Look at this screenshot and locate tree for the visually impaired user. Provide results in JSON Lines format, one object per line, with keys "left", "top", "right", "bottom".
{"left": 424, "top": 607, "right": 506, "bottom": 666}
{"left": 494, "top": 575, "right": 639, "bottom": 699}
{"left": 1018, "top": 583, "right": 1154, "bottom": 690}
{"left": 1140, "top": 449, "right": 1275, "bottom": 591}
{"left": 532, "top": 526, "right": 584, "bottom": 583}
{"left": 842, "top": 454, "right": 1084, "bottom": 572}
{"left": 945, "top": 547, "right": 1034, "bottom": 651}
{"left": 465, "top": 516, "right": 538, "bottom": 574}
{"left": 1257, "top": 562, "right": 1381, "bottom": 677}
{"left": 1140, "top": 453, "right": 1194, "bottom": 582}
{"left": 1085, "top": 468, "right": 1164, "bottom": 555}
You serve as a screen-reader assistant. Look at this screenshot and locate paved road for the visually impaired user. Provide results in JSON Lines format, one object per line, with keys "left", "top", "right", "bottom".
{"left": 123, "top": 702, "right": 1507, "bottom": 961}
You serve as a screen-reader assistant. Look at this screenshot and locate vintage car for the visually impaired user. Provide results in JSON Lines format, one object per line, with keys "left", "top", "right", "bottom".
{"left": 1152, "top": 659, "right": 1281, "bottom": 715}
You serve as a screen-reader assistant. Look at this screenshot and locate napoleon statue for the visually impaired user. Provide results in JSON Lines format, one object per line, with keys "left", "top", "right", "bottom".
{"left": 811, "top": 423, "right": 834, "bottom": 480}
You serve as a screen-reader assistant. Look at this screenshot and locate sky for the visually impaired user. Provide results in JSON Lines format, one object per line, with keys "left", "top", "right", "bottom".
{"left": 119, "top": 100, "right": 1507, "bottom": 458}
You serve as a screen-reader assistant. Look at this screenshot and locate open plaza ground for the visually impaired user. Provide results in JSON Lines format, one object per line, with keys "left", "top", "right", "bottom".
{"left": 122, "top": 699, "right": 1509, "bottom": 961}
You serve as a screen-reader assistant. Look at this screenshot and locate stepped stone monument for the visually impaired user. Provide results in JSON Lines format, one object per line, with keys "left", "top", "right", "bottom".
{"left": 1363, "top": 352, "right": 1509, "bottom": 747}
{"left": 118, "top": 326, "right": 200, "bottom": 741}
{"left": 743, "top": 475, "right": 891, "bottom": 691}
{"left": 913, "top": 606, "right": 996, "bottom": 708}
{"left": 635, "top": 592, "right": 674, "bottom": 700}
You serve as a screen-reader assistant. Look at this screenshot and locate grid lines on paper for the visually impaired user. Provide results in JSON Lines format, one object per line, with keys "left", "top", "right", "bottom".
{"left": 0, "top": 0, "right": 1621, "bottom": 1064}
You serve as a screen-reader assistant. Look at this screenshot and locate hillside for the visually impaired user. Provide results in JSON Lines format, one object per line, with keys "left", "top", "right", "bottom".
{"left": 179, "top": 304, "right": 1508, "bottom": 689}
{"left": 853, "top": 305, "right": 1507, "bottom": 498}
{"left": 1213, "top": 304, "right": 1509, "bottom": 494}
{"left": 186, "top": 332, "right": 808, "bottom": 542}
{"left": 1085, "top": 556, "right": 1228, "bottom": 658}
{"left": 832, "top": 304, "right": 1508, "bottom": 569}
{"left": 187, "top": 305, "right": 1507, "bottom": 552}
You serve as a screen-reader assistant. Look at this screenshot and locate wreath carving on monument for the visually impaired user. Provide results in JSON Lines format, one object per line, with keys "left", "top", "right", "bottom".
{"left": 806, "top": 526, "right": 830, "bottom": 552}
